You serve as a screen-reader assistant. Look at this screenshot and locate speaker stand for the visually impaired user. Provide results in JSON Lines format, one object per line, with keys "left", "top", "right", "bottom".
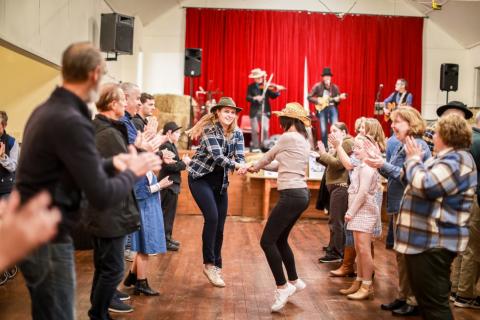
{"left": 446, "top": 91, "right": 449, "bottom": 104}
{"left": 188, "top": 76, "right": 194, "bottom": 149}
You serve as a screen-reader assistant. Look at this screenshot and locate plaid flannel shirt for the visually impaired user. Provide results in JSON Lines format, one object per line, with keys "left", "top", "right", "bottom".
{"left": 188, "top": 123, "right": 245, "bottom": 194}
{"left": 395, "top": 148, "right": 477, "bottom": 255}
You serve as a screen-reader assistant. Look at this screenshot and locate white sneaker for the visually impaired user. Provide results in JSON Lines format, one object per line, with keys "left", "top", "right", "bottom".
{"left": 291, "top": 278, "right": 306, "bottom": 293}
{"left": 214, "top": 267, "right": 226, "bottom": 284}
{"left": 271, "top": 283, "right": 296, "bottom": 312}
{"left": 203, "top": 266, "right": 225, "bottom": 287}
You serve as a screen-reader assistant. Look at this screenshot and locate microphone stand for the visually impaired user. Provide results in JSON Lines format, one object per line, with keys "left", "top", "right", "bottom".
{"left": 260, "top": 74, "right": 274, "bottom": 147}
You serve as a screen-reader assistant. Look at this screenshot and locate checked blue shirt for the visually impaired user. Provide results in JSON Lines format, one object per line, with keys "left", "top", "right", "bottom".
{"left": 395, "top": 148, "right": 477, "bottom": 255}
{"left": 188, "top": 122, "right": 245, "bottom": 194}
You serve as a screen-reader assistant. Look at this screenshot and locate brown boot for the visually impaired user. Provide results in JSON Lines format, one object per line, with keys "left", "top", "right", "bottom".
{"left": 347, "top": 283, "right": 374, "bottom": 300}
{"left": 330, "top": 246, "right": 356, "bottom": 277}
{"left": 339, "top": 280, "right": 361, "bottom": 295}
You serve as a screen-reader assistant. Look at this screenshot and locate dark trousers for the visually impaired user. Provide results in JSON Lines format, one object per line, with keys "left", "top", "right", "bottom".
{"left": 326, "top": 184, "right": 348, "bottom": 257}
{"left": 89, "top": 236, "right": 126, "bottom": 320}
{"left": 161, "top": 188, "right": 179, "bottom": 241}
{"left": 386, "top": 215, "right": 395, "bottom": 247}
{"left": 20, "top": 241, "right": 75, "bottom": 320}
{"left": 260, "top": 188, "right": 310, "bottom": 286}
{"left": 188, "top": 176, "right": 228, "bottom": 268}
{"left": 405, "top": 248, "right": 457, "bottom": 320}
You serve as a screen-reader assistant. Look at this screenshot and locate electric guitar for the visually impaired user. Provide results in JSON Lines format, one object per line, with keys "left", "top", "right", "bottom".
{"left": 314, "top": 93, "right": 347, "bottom": 112}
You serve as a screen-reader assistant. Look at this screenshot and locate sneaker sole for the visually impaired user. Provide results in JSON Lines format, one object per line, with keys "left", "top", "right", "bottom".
{"left": 118, "top": 296, "right": 130, "bottom": 301}
{"left": 202, "top": 269, "right": 225, "bottom": 288}
{"left": 319, "top": 259, "right": 342, "bottom": 263}
{"left": 108, "top": 308, "right": 134, "bottom": 313}
{"left": 454, "top": 301, "right": 473, "bottom": 308}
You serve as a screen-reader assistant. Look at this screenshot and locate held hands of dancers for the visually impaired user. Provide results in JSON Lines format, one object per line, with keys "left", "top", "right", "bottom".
{"left": 236, "top": 162, "right": 254, "bottom": 175}
{"left": 405, "top": 136, "right": 423, "bottom": 160}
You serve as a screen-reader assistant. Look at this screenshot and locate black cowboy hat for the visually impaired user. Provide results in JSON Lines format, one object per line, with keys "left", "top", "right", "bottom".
{"left": 436, "top": 101, "right": 473, "bottom": 119}
{"left": 322, "top": 67, "right": 333, "bottom": 77}
{"left": 163, "top": 121, "right": 182, "bottom": 134}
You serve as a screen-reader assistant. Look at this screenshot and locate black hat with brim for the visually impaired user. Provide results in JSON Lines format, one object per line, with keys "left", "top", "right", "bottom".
{"left": 163, "top": 121, "right": 182, "bottom": 134}
{"left": 436, "top": 101, "right": 473, "bottom": 119}
{"left": 322, "top": 67, "right": 333, "bottom": 77}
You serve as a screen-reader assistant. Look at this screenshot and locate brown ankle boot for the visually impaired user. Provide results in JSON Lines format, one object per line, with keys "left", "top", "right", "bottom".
{"left": 339, "top": 280, "right": 361, "bottom": 295}
{"left": 330, "top": 246, "right": 356, "bottom": 277}
{"left": 347, "top": 283, "right": 374, "bottom": 300}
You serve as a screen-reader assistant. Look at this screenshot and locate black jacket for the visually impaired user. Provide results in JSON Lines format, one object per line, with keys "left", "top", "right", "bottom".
{"left": 16, "top": 87, "right": 138, "bottom": 243}
{"left": 307, "top": 82, "right": 341, "bottom": 108}
{"left": 86, "top": 114, "right": 141, "bottom": 238}
{"left": 132, "top": 114, "right": 147, "bottom": 132}
{"left": 246, "top": 82, "right": 280, "bottom": 118}
{"left": 158, "top": 141, "right": 186, "bottom": 194}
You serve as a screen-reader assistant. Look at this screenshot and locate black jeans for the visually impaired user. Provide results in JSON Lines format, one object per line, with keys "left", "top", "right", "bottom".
{"left": 188, "top": 176, "right": 228, "bottom": 268}
{"left": 20, "top": 241, "right": 75, "bottom": 320}
{"left": 386, "top": 215, "right": 395, "bottom": 247}
{"left": 161, "top": 189, "right": 179, "bottom": 241}
{"left": 326, "top": 184, "right": 348, "bottom": 257}
{"left": 405, "top": 248, "right": 457, "bottom": 320}
{"left": 260, "top": 188, "right": 310, "bottom": 286}
{"left": 89, "top": 236, "right": 126, "bottom": 320}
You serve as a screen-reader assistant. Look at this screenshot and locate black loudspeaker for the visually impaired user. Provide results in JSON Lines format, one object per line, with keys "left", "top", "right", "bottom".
{"left": 184, "top": 48, "right": 202, "bottom": 77}
{"left": 100, "top": 13, "right": 134, "bottom": 54}
{"left": 440, "top": 63, "right": 459, "bottom": 91}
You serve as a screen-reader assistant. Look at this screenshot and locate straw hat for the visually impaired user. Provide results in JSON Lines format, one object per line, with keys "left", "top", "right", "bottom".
{"left": 210, "top": 97, "right": 243, "bottom": 113}
{"left": 272, "top": 102, "right": 311, "bottom": 127}
{"left": 248, "top": 68, "right": 266, "bottom": 79}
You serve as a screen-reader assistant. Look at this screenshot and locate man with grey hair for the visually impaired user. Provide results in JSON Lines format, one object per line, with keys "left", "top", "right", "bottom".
{"left": 16, "top": 42, "right": 161, "bottom": 320}
{"left": 0, "top": 111, "right": 19, "bottom": 197}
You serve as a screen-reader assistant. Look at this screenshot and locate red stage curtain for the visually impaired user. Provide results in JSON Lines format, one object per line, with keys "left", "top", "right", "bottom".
{"left": 185, "top": 8, "right": 423, "bottom": 135}
{"left": 185, "top": 8, "right": 307, "bottom": 135}
{"left": 306, "top": 13, "right": 424, "bottom": 134}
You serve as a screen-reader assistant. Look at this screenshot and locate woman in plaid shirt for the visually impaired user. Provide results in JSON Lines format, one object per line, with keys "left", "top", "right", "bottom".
{"left": 186, "top": 97, "right": 247, "bottom": 288}
{"left": 399, "top": 114, "right": 477, "bottom": 320}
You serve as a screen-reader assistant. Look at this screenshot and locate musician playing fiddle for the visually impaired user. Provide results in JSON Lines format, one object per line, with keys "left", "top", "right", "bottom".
{"left": 307, "top": 67, "right": 343, "bottom": 147}
{"left": 246, "top": 68, "right": 284, "bottom": 152}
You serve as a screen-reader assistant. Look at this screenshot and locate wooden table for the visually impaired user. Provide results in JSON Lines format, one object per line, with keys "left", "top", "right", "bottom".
{"left": 249, "top": 175, "right": 322, "bottom": 219}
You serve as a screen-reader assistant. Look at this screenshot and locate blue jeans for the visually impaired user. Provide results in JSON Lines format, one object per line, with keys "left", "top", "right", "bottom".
{"left": 317, "top": 106, "right": 339, "bottom": 147}
{"left": 20, "top": 241, "right": 75, "bottom": 320}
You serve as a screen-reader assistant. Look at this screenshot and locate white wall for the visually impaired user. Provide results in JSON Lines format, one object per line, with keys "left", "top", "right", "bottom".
{"left": 422, "top": 19, "right": 469, "bottom": 120}
{"left": 0, "top": 0, "right": 141, "bottom": 84}
{"left": 465, "top": 44, "right": 480, "bottom": 108}
{"left": 141, "top": 0, "right": 473, "bottom": 120}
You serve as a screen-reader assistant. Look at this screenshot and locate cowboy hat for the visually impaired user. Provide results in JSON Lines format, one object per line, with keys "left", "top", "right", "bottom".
{"left": 248, "top": 68, "right": 266, "bottom": 79}
{"left": 436, "top": 101, "right": 472, "bottom": 119}
{"left": 210, "top": 97, "right": 243, "bottom": 113}
{"left": 272, "top": 102, "right": 311, "bottom": 127}
{"left": 321, "top": 67, "right": 333, "bottom": 77}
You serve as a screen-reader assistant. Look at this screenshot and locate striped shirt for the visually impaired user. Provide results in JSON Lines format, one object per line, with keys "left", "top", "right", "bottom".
{"left": 395, "top": 148, "right": 477, "bottom": 254}
{"left": 187, "top": 122, "right": 245, "bottom": 194}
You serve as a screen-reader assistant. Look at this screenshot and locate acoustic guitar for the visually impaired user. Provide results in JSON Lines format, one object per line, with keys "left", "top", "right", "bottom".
{"left": 314, "top": 93, "right": 347, "bottom": 112}
{"left": 375, "top": 102, "right": 405, "bottom": 121}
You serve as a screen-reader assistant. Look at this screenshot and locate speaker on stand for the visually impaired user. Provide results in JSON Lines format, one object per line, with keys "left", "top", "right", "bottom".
{"left": 440, "top": 63, "right": 459, "bottom": 104}
{"left": 184, "top": 48, "right": 202, "bottom": 147}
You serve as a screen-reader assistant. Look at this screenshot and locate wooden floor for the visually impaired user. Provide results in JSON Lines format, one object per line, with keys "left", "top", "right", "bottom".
{"left": 0, "top": 215, "right": 478, "bottom": 320}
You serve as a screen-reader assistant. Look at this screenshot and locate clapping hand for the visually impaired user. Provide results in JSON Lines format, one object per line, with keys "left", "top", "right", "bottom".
{"left": 317, "top": 141, "right": 327, "bottom": 155}
{"left": 158, "top": 176, "right": 174, "bottom": 189}
{"left": 182, "top": 154, "right": 192, "bottom": 166}
{"left": 405, "top": 136, "right": 422, "bottom": 160}
{"left": 328, "top": 132, "right": 343, "bottom": 149}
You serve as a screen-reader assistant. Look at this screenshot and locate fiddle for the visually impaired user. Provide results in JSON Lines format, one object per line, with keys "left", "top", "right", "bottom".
{"left": 259, "top": 83, "right": 286, "bottom": 91}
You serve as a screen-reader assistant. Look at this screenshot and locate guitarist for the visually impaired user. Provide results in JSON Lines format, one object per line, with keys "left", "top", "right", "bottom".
{"left": 308, "top": 67, "right": 342, "bottom": 147}
{"left": 246, "top": 68, "right": 282, "bottom": 152}
{"left": 383, "top": 78, "right": 413, "bottom": 119}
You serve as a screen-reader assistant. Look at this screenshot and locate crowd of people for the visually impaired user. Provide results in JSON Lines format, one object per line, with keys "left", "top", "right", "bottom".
{"left": 0, "top": 41, "right": 479, "bottom": 320}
